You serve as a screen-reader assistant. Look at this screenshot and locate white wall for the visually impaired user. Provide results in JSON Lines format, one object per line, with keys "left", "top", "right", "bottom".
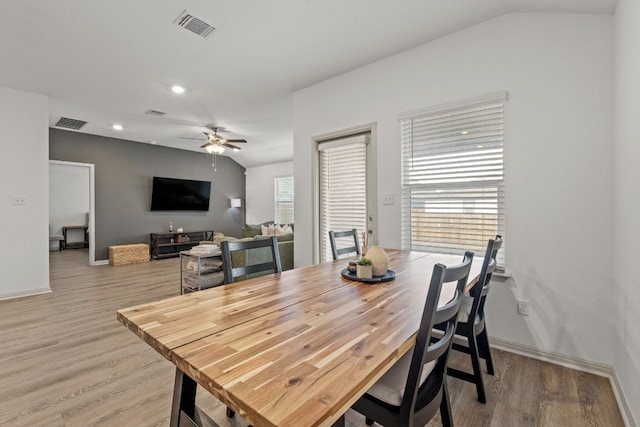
{"left": 0, "top": 85, "right": 50, "bottom": 299}
{"left": 614, "top": 0, "right": 640, "bottom": 422}
{"left": 294, "top": 13, "right": 615, "bottom": 369}
{"left": 245, "top": 161, "right": 293, "bottom": 224}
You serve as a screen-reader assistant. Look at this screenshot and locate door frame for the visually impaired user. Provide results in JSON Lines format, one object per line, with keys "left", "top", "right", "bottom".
{"left": 49, "top": 160, "right": 97, "bottom": 265}
{"left": 311, "top": 122, "right": 378, "bottom": 264}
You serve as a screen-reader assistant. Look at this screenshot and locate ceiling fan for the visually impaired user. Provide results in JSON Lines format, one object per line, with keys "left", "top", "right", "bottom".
{"left": 181, "top": 127, "right": 247, "bottom": 154}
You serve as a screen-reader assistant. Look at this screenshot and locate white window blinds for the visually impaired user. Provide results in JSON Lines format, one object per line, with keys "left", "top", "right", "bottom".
{"left": 275, "top": 176, "right": 294, "bottom": 224}
{"left": 319, "top": 135, "right": 368, "bottom": 262}
{"left": 400, "top": 92, "right": 506, "bottom": 265}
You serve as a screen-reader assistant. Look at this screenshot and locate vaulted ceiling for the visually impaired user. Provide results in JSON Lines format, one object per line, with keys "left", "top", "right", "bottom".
{"left": 0, "top": 0, "right": 617, "bottom": 167}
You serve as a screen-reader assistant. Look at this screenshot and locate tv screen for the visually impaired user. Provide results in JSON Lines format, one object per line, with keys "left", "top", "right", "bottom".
{"left": 150, "top": 176, "right": 211, "bottom": 211}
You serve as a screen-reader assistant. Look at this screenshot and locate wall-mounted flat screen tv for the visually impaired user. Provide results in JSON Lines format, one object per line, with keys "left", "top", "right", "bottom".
{"left": 150, "top": 176, "right": 211, "bottom": 211}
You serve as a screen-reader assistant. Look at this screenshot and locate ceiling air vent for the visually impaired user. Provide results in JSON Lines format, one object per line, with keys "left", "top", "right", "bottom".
{"left": 145, "top": 109, "right": 166, "bottom": 117}
{"left": 174, "top": 10, "right": 215, "bottom": 38}
{"left": 54, "top": 117, "right": 87, "bottom": 130}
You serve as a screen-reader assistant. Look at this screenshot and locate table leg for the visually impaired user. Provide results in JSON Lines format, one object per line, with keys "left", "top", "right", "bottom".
{"left": 170, "top": 369, "right": 197, "bottom": 427}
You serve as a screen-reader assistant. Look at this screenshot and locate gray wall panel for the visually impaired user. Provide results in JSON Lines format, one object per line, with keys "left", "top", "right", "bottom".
{"left": 50, "top": 128, "right": 245, "bottom": 260}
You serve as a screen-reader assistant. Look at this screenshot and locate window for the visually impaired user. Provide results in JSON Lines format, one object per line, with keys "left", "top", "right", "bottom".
{"left": 318, "top": 134, "right": 370, "bottom": 262}
{"left": 400, "top": 92, "right": 506, "bottom": 266}
{"left": 274, "top": 176, "right": 294, "bottom": 224}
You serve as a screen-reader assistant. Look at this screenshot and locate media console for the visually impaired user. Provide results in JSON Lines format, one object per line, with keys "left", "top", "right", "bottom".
{"left": 149, "top": 230, "right": 214, "bottom": 259}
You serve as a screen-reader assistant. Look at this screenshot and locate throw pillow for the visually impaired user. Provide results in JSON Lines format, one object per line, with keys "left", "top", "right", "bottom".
{"left": 274, "top": 224, "right": 292, "bottom": 235}
{"left": 261, "top": 224, "right": 276, "bottom": 236}
{"left": 242, "top": 224, "right": 261, "bottom": 238}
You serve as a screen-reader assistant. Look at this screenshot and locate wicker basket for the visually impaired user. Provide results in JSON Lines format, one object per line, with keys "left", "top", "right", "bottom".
{"left": 109, "top": 243, "right": 149, "bottom": 266}
{"left": 175, "top": 234, "right": 190, "bottom": 243}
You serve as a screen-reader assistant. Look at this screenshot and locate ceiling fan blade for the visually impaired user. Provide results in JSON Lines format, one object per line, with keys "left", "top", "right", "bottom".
{"left": 179, "top": 136, "right": 205, "bottom": 140}
{"left": 200, "top": 142, "right": 213, "bottom": 149}
{"left": 222, "top": 142, "right": 242, "bottom": 150}
{"left": 224, "top": 139, "right": 247, "bottom": 143}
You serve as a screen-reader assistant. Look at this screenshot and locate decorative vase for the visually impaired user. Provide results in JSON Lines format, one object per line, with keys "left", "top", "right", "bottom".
{"left": 356, "top": 264, "right": 373, "bottom": 279}
{"left": 367, "top": 246, "right": 389, "bottom": 276}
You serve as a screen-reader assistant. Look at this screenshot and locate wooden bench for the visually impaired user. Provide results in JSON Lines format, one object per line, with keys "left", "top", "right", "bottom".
{"left": 109, "top": 244, "right": 149, "bottom": 266}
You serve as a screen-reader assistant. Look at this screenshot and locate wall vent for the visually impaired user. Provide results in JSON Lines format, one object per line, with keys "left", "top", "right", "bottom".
{"left": 54, "top": 117, "right": 87, "bottom": 130}
{"left": 145, "top": 109, "right": 166, "bottom": 117}
{"left": 174, "top": 10, "right": 215, "bottom": 38}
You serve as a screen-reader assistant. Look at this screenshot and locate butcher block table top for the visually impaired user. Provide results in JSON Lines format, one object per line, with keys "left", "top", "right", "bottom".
{"left": 117, "top": 249, "right": 482, "bottom": 427}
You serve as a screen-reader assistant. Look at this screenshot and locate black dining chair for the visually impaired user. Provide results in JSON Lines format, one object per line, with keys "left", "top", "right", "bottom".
{"left": 220, "top": 235, "right": 282, "bottom": 419}
{"left": 352, "top": 251, "right": 474, "bottom": 427}
{"left": 328, "top": 229, "right": 361, "bottom": 260}
{"left": 445, "top": 235, "right": 503, "bottom": 404}
{"left": 220, "top": 236, "right": 282, "bottom": 285}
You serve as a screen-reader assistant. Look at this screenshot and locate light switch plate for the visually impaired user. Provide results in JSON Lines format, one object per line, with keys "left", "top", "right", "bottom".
{"left": 12, "top": 196, "right": 27, "bottom": 206}
{"left": 383, "top": 194, "right": 394, "bottom": 205}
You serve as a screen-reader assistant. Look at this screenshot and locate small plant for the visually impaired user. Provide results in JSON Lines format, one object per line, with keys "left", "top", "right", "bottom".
{"left": 357, "top": 257, "right": 372, "bottom": 266}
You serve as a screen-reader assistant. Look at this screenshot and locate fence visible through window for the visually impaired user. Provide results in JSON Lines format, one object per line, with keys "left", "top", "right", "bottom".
{"left": 400, "top": 92, "right": 507, "bottom": 265}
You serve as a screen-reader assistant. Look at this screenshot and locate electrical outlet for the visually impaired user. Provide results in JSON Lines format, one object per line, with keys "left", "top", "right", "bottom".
{"left": 517, "top": 300, "right": 530, "bottom": 316}
{"left": 383, "top": 194, "right": 395, "bottom": 205}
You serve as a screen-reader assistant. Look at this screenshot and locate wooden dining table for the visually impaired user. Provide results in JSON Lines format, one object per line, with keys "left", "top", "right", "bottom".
{"left": 117, "top": 249, "right": 482, "bottom": 427}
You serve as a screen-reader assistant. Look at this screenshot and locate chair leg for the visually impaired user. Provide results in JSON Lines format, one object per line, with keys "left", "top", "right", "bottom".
{"left": 477, "top": 326, "right": 495, "bottom": 375}
{"left": 226, "top": 407, "right": 235, "bottom": 418}
{"left": 365, "top": 417, "right": 374, "bottom": 426}
{"left": 440, "top": 378, "right": 454, "bottom": 427}
{"left": 468, "top": 333, "right": 487, "bottom": 404}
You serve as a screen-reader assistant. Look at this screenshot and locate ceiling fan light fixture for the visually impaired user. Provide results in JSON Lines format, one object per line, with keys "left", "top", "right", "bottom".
{"left": 205, "top": 143, "right": 225, "bottom": 154}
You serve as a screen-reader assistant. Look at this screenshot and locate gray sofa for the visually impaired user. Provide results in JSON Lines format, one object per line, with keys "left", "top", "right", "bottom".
{"left": 201, "top": 221, "right": 294, "bottom": 272}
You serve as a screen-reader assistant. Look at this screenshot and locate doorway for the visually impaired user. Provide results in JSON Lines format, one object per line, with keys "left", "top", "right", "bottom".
{"left": 49, "top": 160, "right": 97, "bottom": 265}
{"left": 313, "top": 124, "right": 377, "bottom": 263}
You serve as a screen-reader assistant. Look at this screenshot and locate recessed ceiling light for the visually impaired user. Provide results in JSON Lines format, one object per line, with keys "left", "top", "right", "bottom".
{"left": 460, "top": 130, "right": 469, "bottom": 135}
{"left": 148, "top": 140, "right": 157, "bottom": 145}
{"left": 112, "top": 124, "right": 123, "bottom": 131}
{"left": 171, "top": 85, "right": 186, "bottom": 94}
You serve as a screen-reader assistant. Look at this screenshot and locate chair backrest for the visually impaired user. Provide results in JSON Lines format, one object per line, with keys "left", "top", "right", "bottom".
{"left": 220, "top": 236, "right": 282, "bottom": 284}
{"left": 399, "top": 251, "right": 474, "bottom": 425}
{"left": 468, "top": 235, "right": 503, "bottom": 323}
{"left": 328, "top": 229, "right": 361, "bottom": 260}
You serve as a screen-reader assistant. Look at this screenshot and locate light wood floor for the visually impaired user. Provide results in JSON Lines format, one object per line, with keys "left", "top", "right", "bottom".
{"left": 0, "top": 250, "right": 624, "bottom": 427}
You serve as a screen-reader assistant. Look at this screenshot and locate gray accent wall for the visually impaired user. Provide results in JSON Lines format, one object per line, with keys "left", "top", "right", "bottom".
{"left": 50, "top": 128, "right": 245, "bottom": 260}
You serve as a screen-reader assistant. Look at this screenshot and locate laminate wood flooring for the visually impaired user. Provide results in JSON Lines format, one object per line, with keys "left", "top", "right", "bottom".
{"left": 0, "top": 250, "right": 624, "bottom": 426}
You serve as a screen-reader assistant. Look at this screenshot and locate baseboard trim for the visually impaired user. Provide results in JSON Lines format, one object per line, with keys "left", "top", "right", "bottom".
{"left": 609, "top": 370, "right": 637, "bottom": 427}
{"left": 0, "top": 287, "right": 52, "bottom": 301}
{"left": 491, "top": 337, "right": 636, "bottom": 427}
{"left": 93, "top": 259, "right": 109, "bottom": 266}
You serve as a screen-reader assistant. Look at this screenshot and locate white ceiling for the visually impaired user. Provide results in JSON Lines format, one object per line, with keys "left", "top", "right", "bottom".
{"left": 0, "top": 0, "right": 617, "bottom": 168}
